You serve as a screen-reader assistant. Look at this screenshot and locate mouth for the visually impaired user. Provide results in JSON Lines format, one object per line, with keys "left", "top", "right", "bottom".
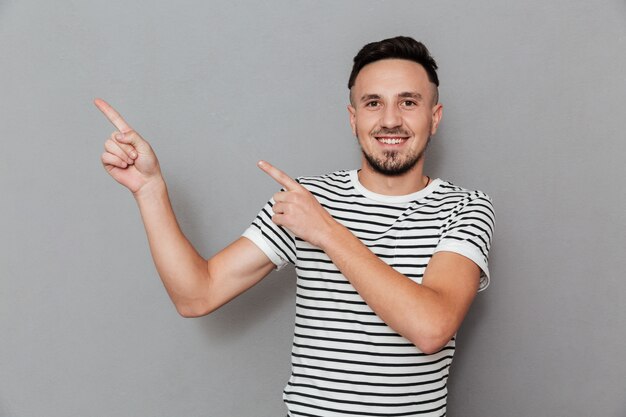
{"left": 374, "top": 136, "right": 409, "bottom": 146}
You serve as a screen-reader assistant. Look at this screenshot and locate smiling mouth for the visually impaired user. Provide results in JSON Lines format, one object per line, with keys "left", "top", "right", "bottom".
{"left": 375, "top": 137, "right": 408, "bottom": 145}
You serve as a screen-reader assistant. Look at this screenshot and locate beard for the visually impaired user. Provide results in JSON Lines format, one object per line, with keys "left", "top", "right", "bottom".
{"left": 359, "top": 131, "right": 431, "bottom": 176}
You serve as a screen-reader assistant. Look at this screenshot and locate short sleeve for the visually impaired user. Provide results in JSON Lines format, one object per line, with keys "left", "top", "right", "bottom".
{"left": 434, "top": 192, "right": 495, "bottom": 291}
{"left": 242, "top": 196, "right": 297, "bottom": 270}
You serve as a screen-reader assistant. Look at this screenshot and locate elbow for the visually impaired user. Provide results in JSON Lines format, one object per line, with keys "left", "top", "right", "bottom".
{"left": 175, "top": 299, "right": 215, "bottom": 318}
{"left": 407, "top": 324, "right": 456, "bottom": 355}
{"left": 176, "top": 307, "right": 205, "bottom": 318}
{"left": 172, "top": 271, "right": 216, "bottom": 318}
{"left": 414, "top": 336, "right": 452, "bottom": 355}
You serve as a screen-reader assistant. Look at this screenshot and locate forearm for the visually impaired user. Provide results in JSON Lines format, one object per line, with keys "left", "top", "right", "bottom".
{"left": 133, "top": 178, "right": 209, "bottom": 312}
{"left": 320, "top": 223, "right": 455, "bottom": 353}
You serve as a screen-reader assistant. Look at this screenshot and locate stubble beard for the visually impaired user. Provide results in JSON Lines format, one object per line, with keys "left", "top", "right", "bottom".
{"left": 358, "top": 132, "right": 431, "bottom": 177}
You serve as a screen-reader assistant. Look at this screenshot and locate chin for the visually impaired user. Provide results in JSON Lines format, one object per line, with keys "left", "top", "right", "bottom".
{"left": 363, "top": 152, "right": 423, "bottom": 176}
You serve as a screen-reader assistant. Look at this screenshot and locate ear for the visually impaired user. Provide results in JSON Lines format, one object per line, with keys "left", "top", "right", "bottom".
{"left": 347, "top": 104, "right": 357, "bottom": 136}
{"left": 430, "top": 103, "right": 443, "bottom": 135}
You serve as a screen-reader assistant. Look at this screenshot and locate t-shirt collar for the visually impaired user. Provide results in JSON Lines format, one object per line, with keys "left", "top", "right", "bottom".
{"left": 349, "top": 170, "right": 441, "bottom": 203}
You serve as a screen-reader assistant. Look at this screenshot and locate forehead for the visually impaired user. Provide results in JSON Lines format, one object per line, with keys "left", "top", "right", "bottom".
{"left": 353, "top": 59, "right": 432, "bottom": 96}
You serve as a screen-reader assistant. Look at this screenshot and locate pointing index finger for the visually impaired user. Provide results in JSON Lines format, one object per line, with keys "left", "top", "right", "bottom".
{"left": 258, "top": 160, "right": 300, "bottom": 191}
{"left": 94, "top": 98, "right": 133, "bottom": 133}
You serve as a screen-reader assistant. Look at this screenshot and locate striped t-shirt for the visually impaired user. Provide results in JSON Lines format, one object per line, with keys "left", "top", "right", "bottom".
{"left": 243, "top": 169, "right": 495, "bottom": 417}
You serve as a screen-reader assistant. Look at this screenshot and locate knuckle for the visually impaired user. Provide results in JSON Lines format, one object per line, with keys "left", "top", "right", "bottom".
{"left": 119, "top": 142, "right": 133, "bottom": 152}
{"left": 126, "top": 130, "right": 140, "bottom": 140}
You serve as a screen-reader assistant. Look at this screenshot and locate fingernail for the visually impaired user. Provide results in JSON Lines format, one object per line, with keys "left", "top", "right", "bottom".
{"left": 130, "top": 151, "right": 137, "bottom": 158}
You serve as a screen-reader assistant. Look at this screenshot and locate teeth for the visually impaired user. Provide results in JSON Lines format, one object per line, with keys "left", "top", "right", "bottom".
{"left": 378, "top": 138, "right": 405, "bottom": 144}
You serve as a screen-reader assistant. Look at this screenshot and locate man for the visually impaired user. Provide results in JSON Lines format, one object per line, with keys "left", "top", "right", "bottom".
{"left": 97, "top": 36, "right": 494, "bottom": 416}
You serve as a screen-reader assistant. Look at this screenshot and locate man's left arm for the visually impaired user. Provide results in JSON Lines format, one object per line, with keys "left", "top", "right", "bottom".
{"left": 258, "top": 161, "right": 486, "bottom": 354}
{"left": 318, "top": 227, "right": 480, "bottom": 354}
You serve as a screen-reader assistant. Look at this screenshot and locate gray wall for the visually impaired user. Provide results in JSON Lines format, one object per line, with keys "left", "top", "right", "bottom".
{"left": 2, "top": 1, "right": 625, "bottom": 416}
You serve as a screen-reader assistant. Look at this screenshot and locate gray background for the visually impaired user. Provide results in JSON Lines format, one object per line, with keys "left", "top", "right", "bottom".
{"left": 1, "top": 1, "right": 625, "bottom": 416}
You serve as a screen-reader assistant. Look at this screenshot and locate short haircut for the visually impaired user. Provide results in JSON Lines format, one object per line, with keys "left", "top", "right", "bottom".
{"left": 348, "top": 36, "right": 439, "bottom": 103}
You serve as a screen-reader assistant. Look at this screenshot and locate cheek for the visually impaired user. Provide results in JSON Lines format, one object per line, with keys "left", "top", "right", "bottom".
{"left": 407, "top": 114, "right": 431, "bottom": 133}
{"left": 356, "top": 123, "right": 373, "bottom": 140}
{"left": 354, "top": 113, "right": 377, "bottom": 135}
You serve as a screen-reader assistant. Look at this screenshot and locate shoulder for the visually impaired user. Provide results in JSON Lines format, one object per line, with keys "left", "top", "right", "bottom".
{"left": 431, "top": 180, "right": 495, "bottom": 227}
{"left": 296, "top": 170, "right": 352, "bottom": 184}
{"left": 435, "top": 180, "right": 494, "bottom": 209}
{"left": 296, "top": 170, "right": 354, "bottom": 191}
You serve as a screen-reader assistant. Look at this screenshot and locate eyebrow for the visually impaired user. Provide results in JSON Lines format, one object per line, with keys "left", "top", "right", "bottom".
{"left": 359, "top": 92, "right": 424, "bottom": 102}
{"left": 359, "top": 94, "right": 382, "bottom": 102}
{"left": 398, "top": 91, "right": 424, "bottom": 101}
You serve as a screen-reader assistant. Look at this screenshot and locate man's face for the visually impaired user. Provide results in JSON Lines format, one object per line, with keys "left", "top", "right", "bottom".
{"left": 348, "top": 59, "right": 443, "bottom": 176}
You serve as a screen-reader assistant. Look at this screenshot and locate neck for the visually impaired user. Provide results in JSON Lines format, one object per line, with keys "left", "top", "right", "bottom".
{"left": 358, "top": 159, "right": 429, "bottom": 196}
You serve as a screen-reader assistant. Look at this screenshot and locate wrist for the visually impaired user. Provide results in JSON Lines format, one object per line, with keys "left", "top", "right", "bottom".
{"left": 133, "top": 176, "right": 167, "bottom": 203}
{"left": 315, "top": 218, "right": 347, "bottom": 251}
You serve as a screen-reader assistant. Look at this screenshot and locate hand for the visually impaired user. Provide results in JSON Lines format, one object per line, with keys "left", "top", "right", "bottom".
{"left": 95, "top": 98, "right": 163, "bottom": 195}
{"left": 258, "top": 160, "right": 337, "bottom": 248}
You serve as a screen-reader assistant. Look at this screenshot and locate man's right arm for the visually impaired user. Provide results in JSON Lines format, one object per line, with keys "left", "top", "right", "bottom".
{"left": 96, "top": 98, "right": 276, "bottom": 317}
{"left": 134, "top": 178, "right": 275, "bottom": 317}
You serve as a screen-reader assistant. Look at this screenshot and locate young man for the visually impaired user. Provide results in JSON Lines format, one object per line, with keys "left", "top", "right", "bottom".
{"left": 97, "top": 36, "right": 494, "bottom": 417}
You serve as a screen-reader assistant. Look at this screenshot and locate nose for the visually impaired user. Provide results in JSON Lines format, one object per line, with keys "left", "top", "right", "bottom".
{"left": 381, "top": 104, "right": 402, "bottom": 128}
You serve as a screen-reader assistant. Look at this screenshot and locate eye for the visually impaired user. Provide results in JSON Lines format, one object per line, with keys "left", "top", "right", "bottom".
{"left": 401, "top": 100, "right": 417, "bottom": 108}
{"left": 365, "top": 101, "right": 380, "bottom": 108}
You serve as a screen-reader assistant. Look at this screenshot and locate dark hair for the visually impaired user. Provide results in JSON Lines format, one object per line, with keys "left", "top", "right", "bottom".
{"left": 348, "top": 36, "right": 439, "bottom": 92}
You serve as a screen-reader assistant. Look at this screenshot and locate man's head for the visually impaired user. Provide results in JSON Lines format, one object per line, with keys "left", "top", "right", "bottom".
{"left": 348, "top": 36, "right": 440, "bottom": 106}
{"left": 348, "top": 36, "right": 443, "bottom": 177}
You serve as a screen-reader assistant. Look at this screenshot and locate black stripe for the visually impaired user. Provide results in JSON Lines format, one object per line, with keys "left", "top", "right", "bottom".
{"left": 324, "top": 204, "right": 403, "bottom": 220}
{"left": 296, "top": 243, "right": 438, "bottom": 251}
{"left": 257, "top": 210, "right": 296, "bottom": 260}
{"left": 287, "top": 380, "right": 447, "bottom": 397}
{"left": 443, "top": 236, "right": 488, "bottom": 259}
{"left": 295, "top": 303, "right": 377, "bottom": 316}
{"left": 291, "top": 360, "right": 451, "bottom": 378}
{"left": 296, "top": 293, "right": 367, "bottom": 306}
{"left": 298, "top": 274, "right": 350, "bottom": 284}
{"left": 284, "top": 389, "right": 448, "bottom": 408}
{"left": 295, "top": 323, "right": 400, "bottom": 337}
{"left": 289, "top": 370, "right": 448, "bottom": 388}
{"left": 296, "top": 266, "right": 343, "bottom": 274}
{"left": 291, "top": 352, "right": 454, "bottom": 369}
{"left": 295, "top": 313, "right": 388, "bottom": 327}
{"left": 293, "top": 332, "right": 415, "bottom": 348}
{"left": 292, "top": 341, "right": 444, "bottom": 357}
{"left": 297, "top": 284, "right": 358, "bottom": 296}
{"left": 284, "top": 397, "right": 447, "bottom": 416}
